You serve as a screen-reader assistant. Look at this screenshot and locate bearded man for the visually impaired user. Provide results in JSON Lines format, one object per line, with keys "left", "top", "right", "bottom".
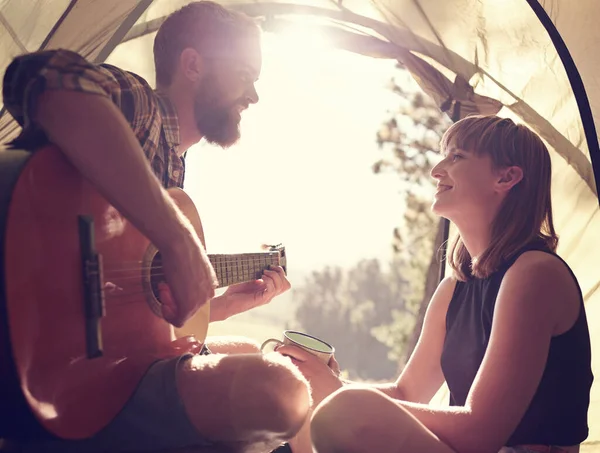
{"left": 1, "top": 2, "right": 310, "bottom": 452}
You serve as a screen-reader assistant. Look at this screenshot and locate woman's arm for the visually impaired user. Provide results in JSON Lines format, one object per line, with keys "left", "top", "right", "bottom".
{"left": 281, "top": 276, "right": 456, "bottom": 405}
{"left": 395, "top": 251, "right": 579, "bottom": 453}
{"left": 388, "top": 276, "right": 456, "bottom": 403}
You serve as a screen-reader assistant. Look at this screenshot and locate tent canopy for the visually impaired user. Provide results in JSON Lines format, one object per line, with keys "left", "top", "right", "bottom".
{"left": 1, "top": 0, "right": 599, "bottom": 448}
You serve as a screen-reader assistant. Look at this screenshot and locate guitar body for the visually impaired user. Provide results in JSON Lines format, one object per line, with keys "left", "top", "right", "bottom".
{"left": 1, "top": 145, "right": 208, "bottom": 439}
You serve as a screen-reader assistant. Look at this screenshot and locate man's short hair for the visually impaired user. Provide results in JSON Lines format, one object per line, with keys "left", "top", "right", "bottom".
{"left": 153, "top": 1, "right": 260, "bottom": 86}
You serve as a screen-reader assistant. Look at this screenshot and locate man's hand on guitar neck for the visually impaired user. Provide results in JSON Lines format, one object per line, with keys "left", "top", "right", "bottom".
{"left": 157, "top": 265, "right": 290, "bottom": 323}
{"left": 211, "top": 265, "right": 291, "bottom": 321}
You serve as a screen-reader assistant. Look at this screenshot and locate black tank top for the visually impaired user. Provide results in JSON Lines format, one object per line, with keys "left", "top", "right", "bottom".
{"left": 440, "top": 241, "right": 593, "bottom": 446}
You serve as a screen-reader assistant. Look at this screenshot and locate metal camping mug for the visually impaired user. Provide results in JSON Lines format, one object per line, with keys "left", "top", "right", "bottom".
{"left": 261, "top": 330, "right": 335, "bottom": 364}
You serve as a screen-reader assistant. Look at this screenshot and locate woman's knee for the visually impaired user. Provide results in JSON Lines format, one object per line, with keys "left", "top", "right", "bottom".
{"left": 311, "top": 386, "right": 407, "bottom": 453}
{"left": 311, "top": 387, "right": 376, "bottom": 447}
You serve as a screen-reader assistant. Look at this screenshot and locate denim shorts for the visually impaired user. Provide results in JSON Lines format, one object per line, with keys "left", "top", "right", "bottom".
{"left": 19, "top": 354, "right": 214, "bottom": 452}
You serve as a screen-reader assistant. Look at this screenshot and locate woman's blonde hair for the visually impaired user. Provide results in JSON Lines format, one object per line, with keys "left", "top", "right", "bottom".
{"left": 440, "top": 115, "right": 558, "bottom": 280}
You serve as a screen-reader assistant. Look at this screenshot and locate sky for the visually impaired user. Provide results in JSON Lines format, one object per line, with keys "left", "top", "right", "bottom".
{"left": 182, "top": 30, "right": 406, "bottom": 279}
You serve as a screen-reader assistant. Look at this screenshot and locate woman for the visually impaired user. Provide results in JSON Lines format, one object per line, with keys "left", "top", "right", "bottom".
{"left": 278, "top": 115, "right": 593, "bottom": 453}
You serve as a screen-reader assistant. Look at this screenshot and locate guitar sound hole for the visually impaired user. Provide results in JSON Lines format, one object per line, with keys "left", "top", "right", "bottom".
{"left": 149, "top": 252, "right": 165, "bottom": 304}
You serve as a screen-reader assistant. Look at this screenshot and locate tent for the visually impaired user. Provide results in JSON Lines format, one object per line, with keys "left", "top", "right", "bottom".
{"left": 1, "top": 0, "right": 599, "bottom": 450}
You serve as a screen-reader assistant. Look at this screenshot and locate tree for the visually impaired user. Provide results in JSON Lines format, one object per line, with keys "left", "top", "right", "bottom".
{"left": 372, "top": 66, "right": 452, "bottom": 366}
{"left": 291, "top": 258, "right": 410, "bottom": 381}
{"left": 290, "top": 65, "right": 453, "bottom": 379}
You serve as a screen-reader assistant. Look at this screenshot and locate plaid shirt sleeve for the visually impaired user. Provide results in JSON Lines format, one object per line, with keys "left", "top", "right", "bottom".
{"left": 2, "top": 49, "right": 159, "bottom": 162}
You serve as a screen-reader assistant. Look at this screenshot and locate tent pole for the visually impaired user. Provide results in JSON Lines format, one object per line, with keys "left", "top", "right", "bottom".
{"left": 0, "top": 0, "right": 79, "bottom": 123}
{"left": 94, "top": 0, "right": 154, "bottom": 64}
{"left": 526, "top": 0, "right": 600, "bottom": 202}
{"left": 38, "top": 0, "right": 79, "bottom": 50}
{"left": 438, "top": 218, "right": 450, "bottom": 282}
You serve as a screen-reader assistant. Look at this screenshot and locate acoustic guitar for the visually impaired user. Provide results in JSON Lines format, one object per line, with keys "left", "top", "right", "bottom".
{"left": 0, "top": 145, "right": 286, "bottom": 440}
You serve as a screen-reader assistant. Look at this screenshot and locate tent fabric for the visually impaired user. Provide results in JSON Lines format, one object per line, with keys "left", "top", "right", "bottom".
{"left": 0, "top": 0, "right": 599, "bottom": 448}
{"left": 0, "top": 0, "right": 149, "bottom": 142}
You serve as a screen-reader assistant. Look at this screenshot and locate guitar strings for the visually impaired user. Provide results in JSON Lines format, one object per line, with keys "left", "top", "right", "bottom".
{"left": 97, "top": 279, "right": 271, "bottom": 304}
{"left": 94, "top": 265, "right": 279, "bottom": 303}
{"left": 71, "top": 257, "right": 285, "bottom": 306}
{"left": 103, "top": 257, "right": 282, "bottom": 267}
{"left": 102, "top": 259, "right": 282, "bottom": 275}
{"left": 103, "top": 265, "right": 277, "bottom": 273}
{"left": 100, "top": 272, "right": 271, "bottom": 283}
{"left": 106, "top": 255, "right": 282, "bottom": 265}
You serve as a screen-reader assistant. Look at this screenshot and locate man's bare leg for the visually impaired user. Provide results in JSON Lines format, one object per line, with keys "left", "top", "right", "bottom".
{"left": 177, "top": 350, "right": 311, "bottom": 453}
{"left": 204, "top": 336, "right": 261, "bottom": 355}
{"left": 287, "top": 408, "right": 314, "bottom": 453}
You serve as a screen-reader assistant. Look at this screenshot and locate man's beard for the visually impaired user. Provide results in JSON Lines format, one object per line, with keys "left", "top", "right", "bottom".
{"left": 194, "top": 76, "right": 243, "bottom": 148}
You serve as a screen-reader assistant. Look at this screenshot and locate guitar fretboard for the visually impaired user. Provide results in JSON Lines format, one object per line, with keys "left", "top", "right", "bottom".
{"left": 209, "top": 251, "right": 283, "bottom": 288}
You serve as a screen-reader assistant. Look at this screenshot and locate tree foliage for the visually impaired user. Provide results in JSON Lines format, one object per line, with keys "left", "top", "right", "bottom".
{"left": 291, "top": 65, "right": 452, "bottom": 380}
{"left": 373, "top": 67, "right": 452, "bottom": 364}
{"left": 291, "top": 258, "right": 411, "bottom": 380}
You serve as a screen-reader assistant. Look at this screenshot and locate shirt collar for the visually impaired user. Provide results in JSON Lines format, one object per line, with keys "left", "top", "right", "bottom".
{"left": 155, "top": 91, "right": 181, "bottom": 151}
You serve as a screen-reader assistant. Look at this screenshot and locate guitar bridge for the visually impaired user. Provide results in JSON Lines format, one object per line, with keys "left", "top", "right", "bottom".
{"left": 78, "top": 215, "right": 105, "bottom": 359}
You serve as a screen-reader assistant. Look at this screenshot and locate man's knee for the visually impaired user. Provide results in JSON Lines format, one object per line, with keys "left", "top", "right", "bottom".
{"left": 205, "top": 335, "right": 261, "bottom": 354}
{"left": 178, "top": 352, "right": 310, "bottom": 443}
{"left": 244, "top": 352, "right": 311, "bottom": 436}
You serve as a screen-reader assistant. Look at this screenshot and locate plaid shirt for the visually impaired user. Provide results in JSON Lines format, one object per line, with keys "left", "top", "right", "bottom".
{"left": 2, "top": 49, "right": 185, "bottom": 188}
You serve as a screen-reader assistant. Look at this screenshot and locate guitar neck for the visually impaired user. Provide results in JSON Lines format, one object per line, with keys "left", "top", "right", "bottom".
{"left": 209, "top": 251, "right": 283, "bottom": 288}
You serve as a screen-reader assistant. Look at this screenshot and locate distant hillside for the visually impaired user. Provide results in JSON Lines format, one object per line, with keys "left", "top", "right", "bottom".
{"left": 206, "top": 265, "right": 308, "bottom": 342}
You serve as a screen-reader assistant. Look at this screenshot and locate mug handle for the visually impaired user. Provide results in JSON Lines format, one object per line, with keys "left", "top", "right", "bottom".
{"left": 260, "top": 338, "right": 284, "bottom": 352}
